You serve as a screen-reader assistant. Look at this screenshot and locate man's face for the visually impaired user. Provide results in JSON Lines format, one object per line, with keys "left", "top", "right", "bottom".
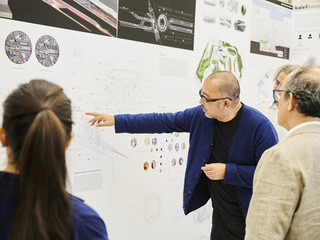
{"left": 277, "top": 76, "right": 291, "bottom": 130}
{"left": 274, "top": 71, "right": 287, "bottom": 90}
{"left": 199, "top": 78, "right": 224, "bottom": 119}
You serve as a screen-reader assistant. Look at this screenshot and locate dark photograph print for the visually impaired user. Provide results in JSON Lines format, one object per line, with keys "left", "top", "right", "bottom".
{"left": 1, "top": 0, "right": 118, "bottom": 37}
{"left": 118, "top": 0, "right": 196, "bottom": 50}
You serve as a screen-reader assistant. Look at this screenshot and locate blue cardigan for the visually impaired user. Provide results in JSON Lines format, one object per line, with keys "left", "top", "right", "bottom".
{"left": 115, "top": 104, "right": 278, "bottom": 217}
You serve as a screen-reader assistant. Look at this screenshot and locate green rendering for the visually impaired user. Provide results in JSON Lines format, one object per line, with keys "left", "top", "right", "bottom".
{"left": 196, "top": 40, "right": 243, "bottom": 82}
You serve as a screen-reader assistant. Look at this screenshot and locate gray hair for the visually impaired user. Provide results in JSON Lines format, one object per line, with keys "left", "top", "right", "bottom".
{"left": 284, "top": 66, "right": 320, "bottom": 117}
{"left": 274, "top": 64, "right": 300, "bottom": 82}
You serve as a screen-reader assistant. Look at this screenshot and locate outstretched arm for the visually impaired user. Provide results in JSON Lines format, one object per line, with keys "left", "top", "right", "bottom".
{"left": 86, "top": 112, "right": 115, "bottom": 127}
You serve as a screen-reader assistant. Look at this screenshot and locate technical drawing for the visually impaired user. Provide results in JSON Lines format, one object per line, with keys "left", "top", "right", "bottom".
{"left": 234, "top": 20, "right": 245, "bottom": 32}
{"left": 42, "top": 0, "right": 114, "bottom": 36}
{"left": 196, "top": 40, "right": 243, "bottom": 82}
{"left": 35, "top": 35, "right": 60, "bottom": 67}
{"left": 204, "top": 0, "right": 217, "bottom": 7}
{"left": 5, "top": 30, "right": 32, "bottom": 64}
{"left": 218, "top": 15, "right": 231, "bottom": 28}
{"left": 6, "top": 0, "right": 116, "bottom": 36}
{"left": 118, "top": 0, "right": 195, "bottom": 50}
{"left": 73, "top": 0, "right": 117, "bottom": 29}
{"left": 226, "top": 0, "right": 238, "bottom": 13}
{"left": 250, "top": 0, "right": 292, "bottom": 59}
{"left": 257, "top": 68, "right": 273, "bottom": 102}
{"left": 202, "top": 12, "right": 216, "bottom": 24}
{"left": 144, "top": 193, "right": 162, "bottom": 224}
{"left": 219, "top": 0, "right": 225, "bottom": 8}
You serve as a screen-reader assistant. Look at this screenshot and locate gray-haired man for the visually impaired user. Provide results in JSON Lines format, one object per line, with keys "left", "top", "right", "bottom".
{"left": 246, "top": 66, "right": 320, "bottom": 240}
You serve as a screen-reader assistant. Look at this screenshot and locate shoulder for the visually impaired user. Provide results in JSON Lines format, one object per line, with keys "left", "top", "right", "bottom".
{"left": 71, "top": 196, "right": 100, "bottom": 218}
{"left": 71, "top": 196, "right": 108, "bottom": 240}
{"left": 175, "top": 105, "right": 206, "bottom": 122}
{"left": 242, "top": 103, "right": 272, "bottom": 124}
{"left": 179, "top": 105, "right": 202, "bottom": 114}
{"left": 257, "top": 137, "right": 299, "bottom": 172}
{"left": 187, "top": 105, "right": 205, "bottom": 116}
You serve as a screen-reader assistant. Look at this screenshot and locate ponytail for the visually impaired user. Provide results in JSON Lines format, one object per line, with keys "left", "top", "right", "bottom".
{"left": 3, "top": 80, "right": 73, "bottom": 240}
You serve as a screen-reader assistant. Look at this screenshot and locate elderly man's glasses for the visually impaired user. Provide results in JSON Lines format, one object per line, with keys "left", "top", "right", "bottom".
{"left": 273, "top": 89, "right": 286, "bottom": 102}
{"left": 199, "top": 90, "right": 232, "bottom": 103}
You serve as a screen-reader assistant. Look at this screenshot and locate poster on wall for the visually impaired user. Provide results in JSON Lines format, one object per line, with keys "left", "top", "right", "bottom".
{"left": 291, "top": 4, "right": 320, "bottom": 65}
{"left": 1, "top": 0, "right": 196, "bottom": 50}
{"left": 196, "top": 40, "right": 244, "bottom": 83}
{"left": 250, "top": 0, "right": 292, "bottom": 59}
{"left": 0, "top": 13, "right": 210, "bottom": 239}
{"left": 117, "top": 0, "right": 196, "bottom": 50}
{"left": 1, "top": 0, "right": 117, "bottom": 36}
{"left": 192, "top": 0, "right": 249, "bottom": 87}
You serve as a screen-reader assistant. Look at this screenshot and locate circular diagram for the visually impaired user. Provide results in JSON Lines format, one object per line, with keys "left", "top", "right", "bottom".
{"left": 5, "top": 30, "right": 32, "bottom": 64}
{"left": 35, "top": 35, "right": 60, "bottom": 67}
{"left": 157, "top": 14, "right": 168, "bottom": 32}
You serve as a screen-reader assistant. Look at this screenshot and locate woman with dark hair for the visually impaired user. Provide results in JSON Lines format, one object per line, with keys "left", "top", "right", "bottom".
{"left": 0, "top": 79, "right": 108, "bottom": 240}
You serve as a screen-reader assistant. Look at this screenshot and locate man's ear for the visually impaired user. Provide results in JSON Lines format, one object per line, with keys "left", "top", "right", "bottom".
{"left": 0, "top": 128, "right": 8, "bottom": 147}
{"left": 223, "top": 99, "right": 231, "bottom": 108}
{"left": 287, "top": 92, "right": 296, "bottom": 111}
{"left": 66, "top": 132, "right": 74, "bottom": 149}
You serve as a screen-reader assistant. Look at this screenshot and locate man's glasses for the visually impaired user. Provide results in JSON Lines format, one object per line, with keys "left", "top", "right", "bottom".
{"left": 273, "top": 89, "right": 286, "bottom": 102}
{"left": 199, "top": 90, "right": 232, "bottom": 103}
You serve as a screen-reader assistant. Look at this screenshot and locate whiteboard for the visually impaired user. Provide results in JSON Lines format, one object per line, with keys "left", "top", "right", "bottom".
{"left": 0, "top": 17, "right": 211, "bottom": 240}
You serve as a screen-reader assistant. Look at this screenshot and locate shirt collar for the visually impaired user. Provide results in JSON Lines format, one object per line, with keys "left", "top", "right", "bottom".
{"left": 281, "top": 121, "right": 320, "bottom": 142}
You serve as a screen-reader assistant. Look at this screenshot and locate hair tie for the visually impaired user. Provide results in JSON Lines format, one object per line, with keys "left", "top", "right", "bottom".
{"left": 38, "top": 106, "right": 50, "bottom": 113}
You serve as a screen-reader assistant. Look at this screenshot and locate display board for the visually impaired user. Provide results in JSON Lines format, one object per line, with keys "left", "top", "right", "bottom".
{"left": 0, "top": 15, "right": 208, "bottom": 240}
{"left": 291, "top": 4, "right": 320, "bottom": 66}
{"left": 0, "top": 0, "right": 309, "bottom": 239}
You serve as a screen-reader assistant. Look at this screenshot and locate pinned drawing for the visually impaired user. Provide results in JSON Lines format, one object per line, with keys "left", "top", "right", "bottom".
{"left": 196, "top": 40, "right": 243, "bottom": 82}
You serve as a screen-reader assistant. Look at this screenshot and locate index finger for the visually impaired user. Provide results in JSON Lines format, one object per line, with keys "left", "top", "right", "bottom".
{"left": 201, "top": 165, "right": 209, "bottom": 170}
{"left": 85, "top": 112, "right": 99, "bottom": 117}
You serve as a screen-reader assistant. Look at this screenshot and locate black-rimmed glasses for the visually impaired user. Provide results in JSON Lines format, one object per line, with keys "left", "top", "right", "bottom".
{"left": 273, "top": 89, "right": 286, "bottom": 102}
{"left": 199, "top": 90, "right": 232, "bottom": 103}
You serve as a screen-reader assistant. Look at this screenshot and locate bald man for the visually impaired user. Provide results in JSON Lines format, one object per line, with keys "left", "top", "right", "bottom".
{"left": 87, "top": 71, "right": 278, "bottom": 240}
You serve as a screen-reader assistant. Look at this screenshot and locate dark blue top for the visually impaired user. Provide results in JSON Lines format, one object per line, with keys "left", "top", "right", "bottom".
{"left": 0, "top": 171, "right": 109, "bottom": 240}
{"left": 114, "top": 104, "right": 278, "bottom": 217}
